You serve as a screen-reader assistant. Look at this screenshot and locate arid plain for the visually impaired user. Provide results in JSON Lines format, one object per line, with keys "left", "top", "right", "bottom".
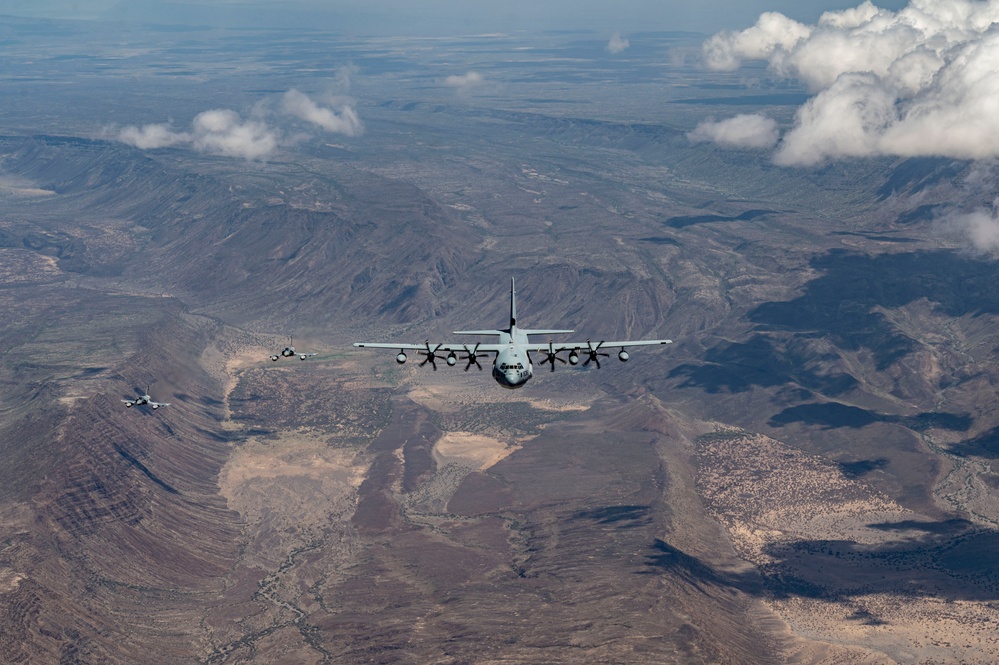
{"left": 2, "top": 16, "right": 999, "bottom": 664}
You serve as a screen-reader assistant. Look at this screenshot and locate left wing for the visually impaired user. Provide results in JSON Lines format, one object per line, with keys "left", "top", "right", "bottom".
{"left": 353, "top": 341, "right": 505, "bottom": 370}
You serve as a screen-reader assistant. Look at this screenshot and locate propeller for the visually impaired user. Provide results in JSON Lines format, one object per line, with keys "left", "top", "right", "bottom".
{"left": 462, "top": 344, "right": 483, "bottom": 371}
{"left": 583, "top": 340, "right": 609, "bottom": 369}
{"left": 538, "top": 342, "right": 566, "bottom": 372}
{"left": 419, "top": 342, "right": 443, "bottom": 370}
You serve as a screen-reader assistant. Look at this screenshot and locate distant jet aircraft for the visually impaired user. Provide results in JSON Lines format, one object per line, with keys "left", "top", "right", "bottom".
{"left": 354, "top": 277, "right": 672, "bottom": 389}
{"left": 270, "top": 336, "right": 317, "bottom": 361}
{"left": 122, "top": 385, "right": 170, "bottom": 410}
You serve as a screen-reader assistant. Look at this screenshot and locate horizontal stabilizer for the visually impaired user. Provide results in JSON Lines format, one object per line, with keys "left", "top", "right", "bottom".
{"left": 453, "top": 330, "right": 506, "bottom": 336}
{"left": 520, "top": 329, "right": 574, "bottom": 336}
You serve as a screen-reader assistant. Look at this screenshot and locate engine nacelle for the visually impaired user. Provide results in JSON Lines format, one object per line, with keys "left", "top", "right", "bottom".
{"left": 125, "top": 402, "right": 133, "bottom": 407}
{"left": 446, "top": 352, "right": 457, "bottom": 366}
{"left": 618, "top": 350, "right": 629, "bottom": 362}
{"left": 396, "top": 352, "right": 408, "bottom": 364}
{"left": 152, "top": 404, "right": 159, "bottom": 409}
{"left": 568, "top": 351, "right": 579, "bottom": 365}
{"left": 270, "top": 355, "right": 279, "bottom": 361}
{"left": 299, "top": 354, "right": 307, "bottom": 360}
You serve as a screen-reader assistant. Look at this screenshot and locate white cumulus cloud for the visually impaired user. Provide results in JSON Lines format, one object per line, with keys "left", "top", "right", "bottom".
{"left": 282, "top": 89, "right": 364, "bottom": 137}
{"left": 702, "top": 0, "right": 999, "bottom": 165}
{"left": 190, "top": 109, "right": 278, "bottom": 160}
{"left": 942, "top": 199, "right": 999, "bottom": 252}
{"left": 607, "top": 32, "right": 630, "bottom": 54}
{"left": 117, "top": 123, "right": 190, "bottom": 149}
{"left": 688, "top": 114, "right": 779, "bottom": 149}
{"left": 444, "top": 71, "right": 485, "bottom": 89}
{"left": 115, "top": 83, "right": 365, "bottom": 159}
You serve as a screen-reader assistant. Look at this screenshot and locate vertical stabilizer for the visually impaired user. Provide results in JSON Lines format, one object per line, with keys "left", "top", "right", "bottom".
{"left": 510, "top": 277, "right": 517, "bottom": 330}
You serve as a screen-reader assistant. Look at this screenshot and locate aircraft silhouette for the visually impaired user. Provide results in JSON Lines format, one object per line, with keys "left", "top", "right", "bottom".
{"left": 355, "top": 278, "right": 671, "bottom": 389}
{"left": 270, "top": 335, "right": 316, "bottom": 361}
{"left": 122, "top": 385, "right": 170, "bottom": 409}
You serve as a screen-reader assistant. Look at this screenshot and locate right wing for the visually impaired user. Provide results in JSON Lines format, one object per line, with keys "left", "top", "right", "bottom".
{"left": 353, "top": 342, "right": 504, "bottom": 353}
{"left": 524, "top": 339, "right": 672, "bottom": 353}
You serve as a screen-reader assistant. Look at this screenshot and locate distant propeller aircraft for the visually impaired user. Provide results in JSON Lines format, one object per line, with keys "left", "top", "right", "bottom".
{"left": 270, "top": 336, "right": 317, "bottom": 361}
{"left": 122, "top": 385, "right": 170, "bottom": 410}
{"left": 354, "top": 277, "right": 672, "bottom": 389}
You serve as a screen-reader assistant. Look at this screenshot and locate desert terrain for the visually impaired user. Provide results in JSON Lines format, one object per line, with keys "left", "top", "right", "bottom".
{"left": 1, "top": 13, "right": 999, "bottom": 664}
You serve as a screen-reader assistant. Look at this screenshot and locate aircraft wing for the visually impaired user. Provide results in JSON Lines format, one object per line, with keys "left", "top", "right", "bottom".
{"left": 150, "top": 401, "right": 170, "bottom": 407}
{"left": 353, "top": 342, "right": 505, "bottom": 353}
{"left": 524, "top": 339, "right": 672, "bottom": 353}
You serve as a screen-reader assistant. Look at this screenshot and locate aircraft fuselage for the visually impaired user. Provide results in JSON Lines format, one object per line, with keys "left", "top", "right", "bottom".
{"left": 492, "top": 331, "right": 533, "bottom": 389}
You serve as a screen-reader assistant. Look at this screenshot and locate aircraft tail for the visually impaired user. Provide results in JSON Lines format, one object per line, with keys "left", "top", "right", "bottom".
{"left": 456, "top": 277, "right": 517, "bottom": 335}
{"left": 510, "top": 277, "right": 517, "bottom": 329}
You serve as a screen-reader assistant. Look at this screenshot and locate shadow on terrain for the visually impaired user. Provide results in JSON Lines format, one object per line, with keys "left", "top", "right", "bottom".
{"left": 638, "top": 236, "right": 680, "bottom": 246}
{"left": 895, "top": 203, "right": 943, "bottom": 225}
{"left": 949, "top": 426, "right": 999, "bottom": 458}
{"left": 641, "top": 539, "right": 761, "bottom": 591}
{"left": 877, "top": 157, "right": 966, "bottom": 200}
{"left": 641, "top": 520, "right": 999, "bottom": 605}
{"left": 767, "top": 402, "right": 972, "bottom": 432}
{"left": 867, "top": 518, "right": 973, "bottom": 535}
{"left": 112, "top": 443, "right": 179, "bottom": 495}
{"left": 749, "top": 249, "right": 999, "bottom": 370}
{"left": 757, "top": 525, "right": 999, "bottom": 602}
{"left": 665, "top": 209, "right": 773, "bottom": 229}
{"left": 838, "top": 458, "right": 889, "bottom": 478}
{"left": 673, "top": 249, "right": 999, "bottom": 396}
{"left": 845, "top": 609, "right": 889, "bottom": 626}
{"left": 573, "top": 504, "right": 651, "bottom": 528}
{"left": 829, "top": 231, "right": 917, "bottom": 243}
{"left": 669, "top": 336, "right": 857, "bottom": 395}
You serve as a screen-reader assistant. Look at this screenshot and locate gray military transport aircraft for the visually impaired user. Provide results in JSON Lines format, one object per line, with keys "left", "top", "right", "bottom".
{"left": 122, "top": 385, "right": 170, "bottom": 409}
{"left": 354, "top": 278, "right": 672, "bottom": 389}
{"left": 270, "top": 336, "right": 317, "bottom": 361}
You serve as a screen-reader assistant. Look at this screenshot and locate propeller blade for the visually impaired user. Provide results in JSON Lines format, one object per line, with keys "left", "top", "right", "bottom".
{"left": 419, "top": 342, "right": 442, "bottom": 370}
{"left": 540, "top": 342, "right": 567, "bottom": 371}
{"left": 462, "top": 344, "right": 483, "bottom": 371}
{"left": 584, "top": 340, "right": 608, "bottom": 368}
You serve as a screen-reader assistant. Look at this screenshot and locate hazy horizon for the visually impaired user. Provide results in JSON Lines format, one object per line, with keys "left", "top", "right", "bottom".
{"left": 0, "top": 0, "right": 910, "bottom": 36}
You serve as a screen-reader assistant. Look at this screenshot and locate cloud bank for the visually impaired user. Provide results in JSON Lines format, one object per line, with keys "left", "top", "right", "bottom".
{"left": 117, "top": 89, "right": 361, "bottom": 159}
{"left": 702, "top": 0, "right": 999, "bottom": 165}
{"left": 607, "top": 32, "right": 630, "bottom": 54}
